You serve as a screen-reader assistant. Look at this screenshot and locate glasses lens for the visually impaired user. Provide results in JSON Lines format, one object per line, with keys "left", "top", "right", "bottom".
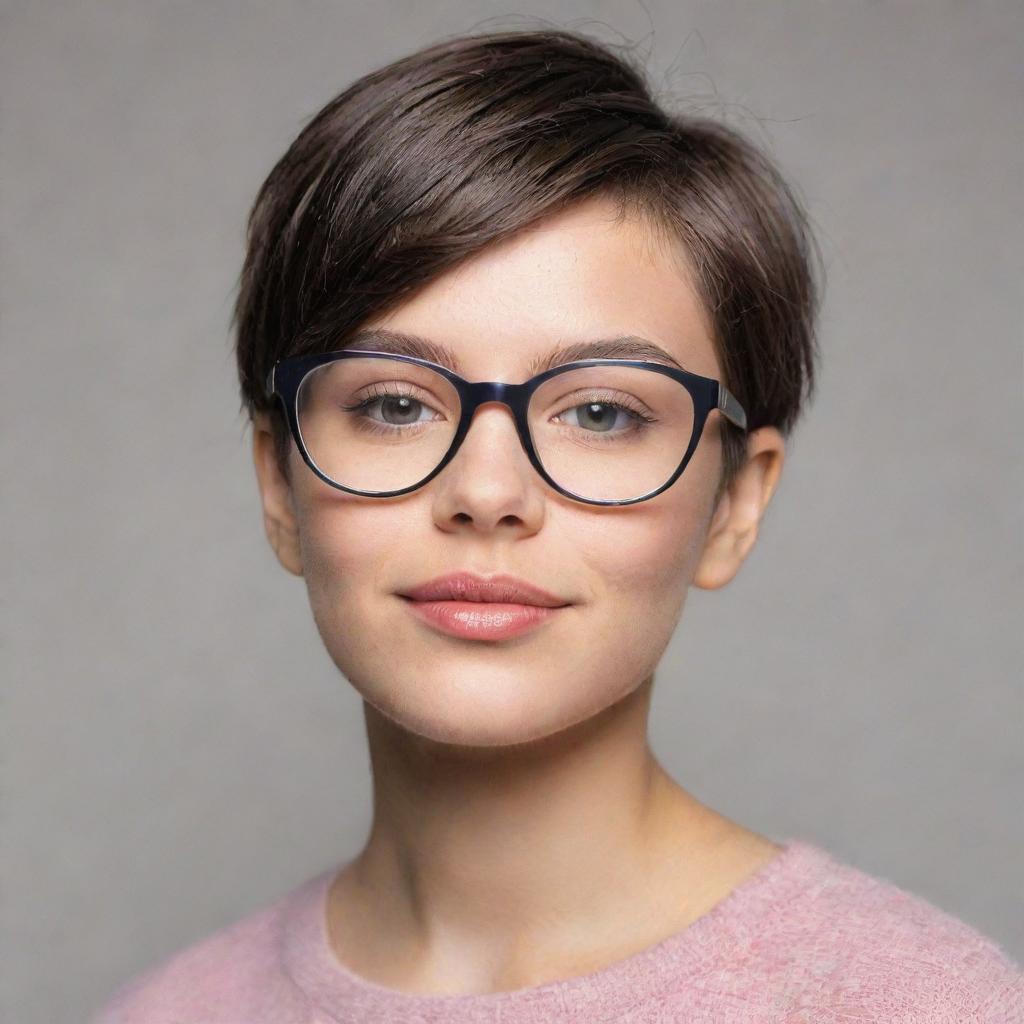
{"left": 529, "top": 364, "right": 694, "bottom": 501}
{"left": 297, "top": 356, "right": 460, "bottom": 492}
{"left": 296, "top": 358, "right": 695, "bottom": 501}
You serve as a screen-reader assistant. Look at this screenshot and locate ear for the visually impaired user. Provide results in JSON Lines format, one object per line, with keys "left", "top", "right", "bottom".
{"left": 251, "top": 413, "right": 304, "bottom": 577}
{"left": 692, "top": 427, "right": 785, "bottom": 590}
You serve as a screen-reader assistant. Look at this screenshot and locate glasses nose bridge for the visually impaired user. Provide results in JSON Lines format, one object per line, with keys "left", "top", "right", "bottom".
{"left": 449, "top": 377, "right": 533, "bottom": 458}
{"left": 462, "top": 378, "right": 530, "bottom": 425}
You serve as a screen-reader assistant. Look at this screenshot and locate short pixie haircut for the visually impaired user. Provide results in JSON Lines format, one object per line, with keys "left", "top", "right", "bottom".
{"left": 233, "top": 28, "right": 823, "bottom": 504}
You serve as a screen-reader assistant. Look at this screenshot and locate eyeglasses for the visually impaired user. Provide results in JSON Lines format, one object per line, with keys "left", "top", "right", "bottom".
{"left": 264, "top": 350, "right": 747, "bottom": 507}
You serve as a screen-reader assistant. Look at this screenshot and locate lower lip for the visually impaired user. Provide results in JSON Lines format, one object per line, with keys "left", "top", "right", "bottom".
{"left": 399, "top": 598, "right": 566, "bottom": 640}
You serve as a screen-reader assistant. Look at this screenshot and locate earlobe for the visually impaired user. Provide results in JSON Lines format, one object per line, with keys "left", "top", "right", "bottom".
{"left": 251, "top": 417, "right": 304, "bottom": 577}
{"left": 691, "top": 428, "right": 785, "bottom": 591}
{"left": 692, "top": 502, "right": 749, "bottom": 591}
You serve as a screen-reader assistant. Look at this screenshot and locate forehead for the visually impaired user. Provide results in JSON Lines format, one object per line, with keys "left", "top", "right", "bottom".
{"left": 355, "top": 197, "right": 718, "bottom": 380}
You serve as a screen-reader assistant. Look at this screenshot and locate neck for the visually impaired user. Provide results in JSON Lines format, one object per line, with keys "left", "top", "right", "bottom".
{"left": 326, "top": 675, "right": 758, "bottom": 993}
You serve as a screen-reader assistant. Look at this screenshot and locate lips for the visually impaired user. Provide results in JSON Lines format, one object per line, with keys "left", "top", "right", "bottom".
{"left": 399, "top": 571, "right": 570, "bottom": 608}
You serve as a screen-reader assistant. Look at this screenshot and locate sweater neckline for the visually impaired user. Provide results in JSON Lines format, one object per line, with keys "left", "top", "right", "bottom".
{"left": 282, "top": 836, "right": 826, "bottom": 1024}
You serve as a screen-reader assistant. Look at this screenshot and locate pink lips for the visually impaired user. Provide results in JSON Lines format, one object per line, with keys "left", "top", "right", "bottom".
{"left": 399, "top": 571, "right": 571, "bottom": 641}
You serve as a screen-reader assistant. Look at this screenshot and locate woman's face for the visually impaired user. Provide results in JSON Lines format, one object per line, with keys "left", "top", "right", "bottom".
{"left": 256, "top": 196, "right": 750, "bottom": 747}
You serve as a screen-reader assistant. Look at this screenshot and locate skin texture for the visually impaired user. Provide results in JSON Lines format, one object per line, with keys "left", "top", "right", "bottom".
{"left": 251, "top": 195, "right": 787, "bottom": 995}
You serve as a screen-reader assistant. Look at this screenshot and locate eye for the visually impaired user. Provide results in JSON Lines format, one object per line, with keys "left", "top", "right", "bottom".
{"left": 555, "top": 399, "right": 655, "bottom": 434}
{"left": 339, "top": 383, "right": 447, "bottom": 436}
{"left": 355, "top": 393, "right": 434, "bottom": 426}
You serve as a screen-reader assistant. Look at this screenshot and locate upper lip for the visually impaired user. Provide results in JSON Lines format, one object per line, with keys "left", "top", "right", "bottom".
{"left": 400, "top": 572, "right": 571, "bottom": 607}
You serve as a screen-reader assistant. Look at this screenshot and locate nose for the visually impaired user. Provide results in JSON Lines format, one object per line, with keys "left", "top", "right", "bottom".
{"left": 429, "top": 400, "right": 545, "bottom": 532}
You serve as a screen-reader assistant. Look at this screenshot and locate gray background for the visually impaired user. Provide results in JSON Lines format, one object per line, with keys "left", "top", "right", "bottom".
{"left": 3, "top": 2, "right": 1021, "bottom": 1021}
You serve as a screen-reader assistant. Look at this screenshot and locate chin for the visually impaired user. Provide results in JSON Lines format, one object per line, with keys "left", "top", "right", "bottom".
{"left": 362, "top": 682, "right": 604, "bottom": 752}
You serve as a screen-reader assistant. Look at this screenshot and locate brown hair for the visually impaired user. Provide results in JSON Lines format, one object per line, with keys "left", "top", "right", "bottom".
{"left": 233, "top": 27, "right": 823, "bottom": 504}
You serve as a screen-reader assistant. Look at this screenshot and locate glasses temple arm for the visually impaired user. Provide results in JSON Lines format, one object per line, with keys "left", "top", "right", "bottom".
{"left": 717, "top": 383, "right": 748, "bottom": 432}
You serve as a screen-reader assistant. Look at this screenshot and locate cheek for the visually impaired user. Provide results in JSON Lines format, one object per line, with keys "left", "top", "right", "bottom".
{"left": 297, "top": 508, "right": 357, "bottom": 596}
{"left": 576, "top": 488, "right": 706, "bottom": 616}
{"left": 293, "top": 490, "right": 401, "bottom": 637}
{"left": 550, "top": 508, "right": 701, "bottom": 707}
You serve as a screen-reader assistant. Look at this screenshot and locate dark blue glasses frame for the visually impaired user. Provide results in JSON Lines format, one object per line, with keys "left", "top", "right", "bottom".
{"left": 265, "top": 349, "right": 748, "bottom": 507}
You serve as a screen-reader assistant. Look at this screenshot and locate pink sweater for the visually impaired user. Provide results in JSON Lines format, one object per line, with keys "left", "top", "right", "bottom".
{"left": 91, "top": 838, "right": 1023, "bottom": 1022}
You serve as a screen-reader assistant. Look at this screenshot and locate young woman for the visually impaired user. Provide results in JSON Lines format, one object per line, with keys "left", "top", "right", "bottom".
{"left": 93, "top": 27, "right": 1022, "bottom": 1023}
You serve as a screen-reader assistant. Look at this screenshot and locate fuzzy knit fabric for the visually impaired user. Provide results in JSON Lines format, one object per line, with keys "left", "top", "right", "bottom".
{"left": 90, "top": 837, "right": 1023, "bottom": 1023}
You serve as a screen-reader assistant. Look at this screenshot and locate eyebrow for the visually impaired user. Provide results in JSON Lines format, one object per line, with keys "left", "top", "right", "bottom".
{"left": 338, "top": 328, "right": 687, "bottom": 376}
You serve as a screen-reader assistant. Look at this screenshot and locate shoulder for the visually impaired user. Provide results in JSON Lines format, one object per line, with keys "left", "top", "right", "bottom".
{"left": 87, "top": 875, "right": 318, "bottom": 1024}
{"left": 741, "top": 840, "right": 1024, "bottom": 1022}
